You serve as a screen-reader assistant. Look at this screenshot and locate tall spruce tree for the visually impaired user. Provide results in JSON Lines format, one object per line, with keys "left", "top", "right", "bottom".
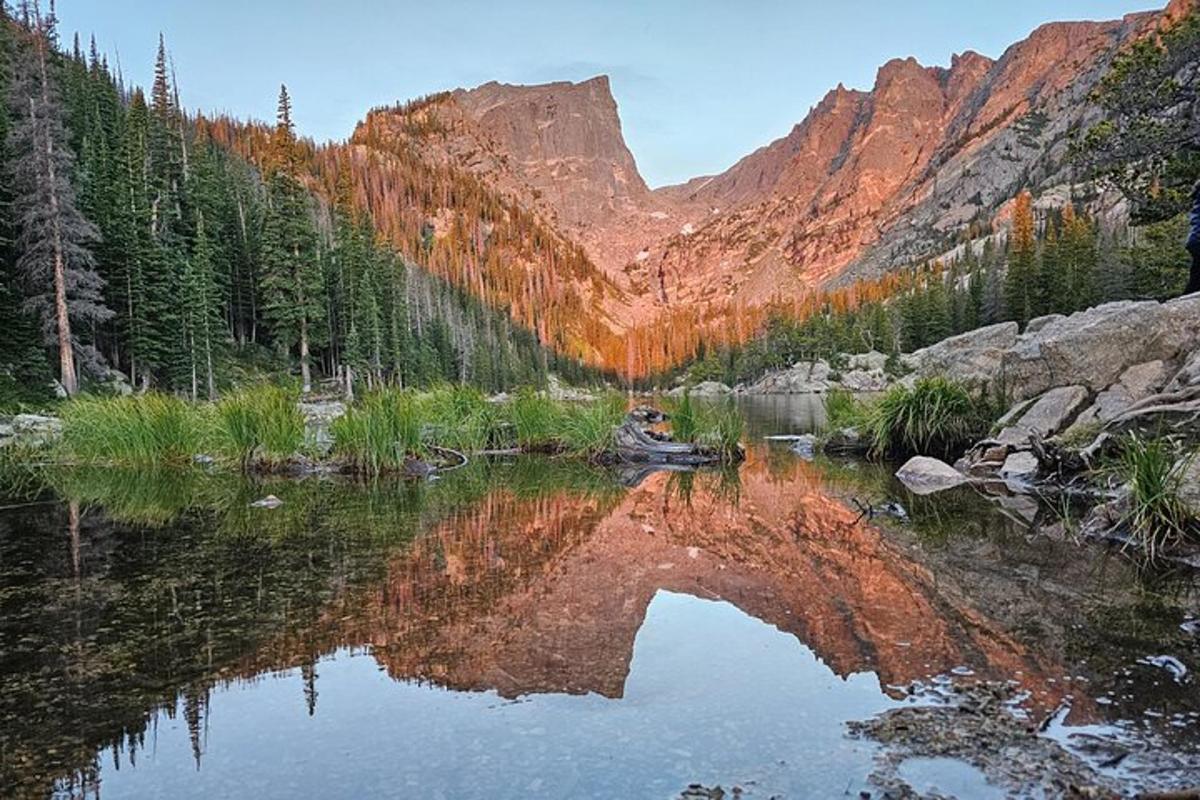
{"left": 7, "top": 4, "right": 110, "bottom": 394}
{"left": 260, "top": 85, "right": 323, "bottom": 392}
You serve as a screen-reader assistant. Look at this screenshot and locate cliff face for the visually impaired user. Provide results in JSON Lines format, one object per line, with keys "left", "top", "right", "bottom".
{"left": 351, "top": 1, "right": 1183, "bottom": 373}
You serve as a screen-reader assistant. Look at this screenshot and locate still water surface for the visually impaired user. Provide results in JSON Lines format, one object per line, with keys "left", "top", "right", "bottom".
{"left": 1, "top": 397, "right": 1197, "bottom": 798}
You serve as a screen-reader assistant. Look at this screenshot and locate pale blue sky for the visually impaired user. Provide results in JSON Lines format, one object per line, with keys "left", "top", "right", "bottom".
{"left": 56, "top": 0, "right": 1161, "bottom": 187}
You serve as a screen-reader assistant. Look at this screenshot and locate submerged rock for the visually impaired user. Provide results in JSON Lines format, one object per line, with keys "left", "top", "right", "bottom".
{"left": 250, "top": 495, "right": 284, "bottom": 509}
{"left": 849, "top": 682, "right": 1122, "bottom": 798}
{"left": 789, "top": 434, "right": 819, "bottom": 460}
{"left": 896, "top": 456, "right": 968, "bottom": 495}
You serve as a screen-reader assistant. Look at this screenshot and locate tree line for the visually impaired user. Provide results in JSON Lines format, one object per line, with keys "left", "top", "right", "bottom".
{"left": 0, "top": 4, "right": 605, "bottom": 405}
{"left": 679, "top": 195, "right": 1192, "bottom": 389}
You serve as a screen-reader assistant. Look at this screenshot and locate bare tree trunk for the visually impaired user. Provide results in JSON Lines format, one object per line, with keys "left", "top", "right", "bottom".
{"left": 31, "top": 93, "right": 77, "bottom": 395}
{"left": 295, "top": 244, "right": 312, "bottom": 394}
{"left": 204, "top": 329, "right": 216, "bottom": 401}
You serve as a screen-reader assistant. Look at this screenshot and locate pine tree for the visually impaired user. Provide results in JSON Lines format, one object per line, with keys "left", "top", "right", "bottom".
{"left": 1004, "top": 191, "right": 1037, "bottom": 327}
{"left": 1034, "top": 220, "right": 1067, "bottom": 318}
{"left": 181, "top": 215, "right": 221, "bottom": 399}
{"left": 1061, "top": 204, "right": 1098, "bottom": 312}
{"left": 7, "top": 6, "right": 111, "bottom": 394}
{"left": 261, "top": 85, "right": 323, "bottom": 392}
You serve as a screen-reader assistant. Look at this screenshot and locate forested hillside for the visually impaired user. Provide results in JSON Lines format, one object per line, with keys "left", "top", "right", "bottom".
{"left": 0, "top": 4, "right": 606, "bottom": 405}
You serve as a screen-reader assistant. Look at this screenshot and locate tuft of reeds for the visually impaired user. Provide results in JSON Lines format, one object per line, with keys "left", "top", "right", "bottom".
{"left": 559, "top": 394, "right": 626, "bottom": 457}
{"left": 1113, "top": 435, "right": 1197, "bottom": 561}
{"left": 824, "top": 387, "right": 870, "bottom": 430}
{"left": 867, "top": 378, "right": 992, "bottom": 460}
{"left": 693, "top": 400, "right": 745, "bottom": 461}
{"left": 508, "top": 389, "right": 560, "bottom": 450}
{"left": 213, "top": 386, "right": 305, "bottom": 469}
{"left": 58, "top": 394, "right": 210, "bottom": 466}
{"left": 331, "top": 390, "right": 425, "bottom": 474}
{"left": 665, "top": 393, "right": 744, "bottom": 461}
{"left": 420, "top": 385, "right": 503, "bottom": 453}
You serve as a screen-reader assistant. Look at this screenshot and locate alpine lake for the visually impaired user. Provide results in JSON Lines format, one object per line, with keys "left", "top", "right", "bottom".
{"left": 1, "top": 396, "right": 1197, "bottom": 799}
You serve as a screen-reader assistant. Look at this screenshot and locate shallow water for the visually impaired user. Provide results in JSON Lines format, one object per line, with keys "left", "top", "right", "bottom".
{"left": 1, "top": 397, "right": 1197, "bottom": 798}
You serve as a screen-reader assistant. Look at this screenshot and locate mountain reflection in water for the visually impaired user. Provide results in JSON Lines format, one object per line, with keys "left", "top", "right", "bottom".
{"left": 0, "top": 423, "right": 1197, "bottom": 798}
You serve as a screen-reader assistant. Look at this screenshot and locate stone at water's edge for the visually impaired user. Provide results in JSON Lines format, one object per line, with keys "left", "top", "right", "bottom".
{"left": 742, "top": 350, "right": 891, "bottom": 395}
{"left": 896, "top": 456, "right": 968, "bottom": 495}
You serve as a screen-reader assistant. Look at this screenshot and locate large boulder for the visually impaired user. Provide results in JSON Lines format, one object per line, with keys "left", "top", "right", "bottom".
{"left": 1180, "top": 456, "right": 1200, "bottom": 519}
{"left": 1001, "top": 297, "right": 1200, "bottom": 401}
{"left": 906, "top": 322, "right": 1019, "bottom": 386}
{"left": 996, "top": 385, "right": 1090, "bottom": 446}
{"left": 1168, "top": 348, "right": 1200, "bottom": 391}
{"left": 1, "top": 414, "right": 63, "bottom": 448}
{"left": 896, "top": 456, "right": 968, "bottom": 495}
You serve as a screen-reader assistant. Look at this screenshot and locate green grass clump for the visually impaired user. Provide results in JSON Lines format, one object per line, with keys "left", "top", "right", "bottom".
{"left": 213, "top": 386, "right": 304, "bottom": 468}
{"left": 1113, "top": 435, "right": 1197, "bottom": 561}
{"left": 508, "top": 388, "right": 560, "bottom": 449}
{"left": 331, "top": 390, "right": 424, "bottom": 474}
{"left": 693, "top": 400, "right": 745, "bottom": 461}
{"left": 824, "top": 387, "right": 870, "bottom": 430}
{"left": 58, "top": 394, "right": 210, "bottom": 466}
{"left": 419, "top": 385, "right": 504, "bottom": 453}
{"left": 664, "top": 393, "right": 744, "bottom": 461}
{"left": 665, "top": 392, "right": 698, "bottom": 442}
{"left": 867, "top": 378, "right": 993, "bottom": 460}
{"left": 559, "top": 394, "right": 626, "bottom": 457}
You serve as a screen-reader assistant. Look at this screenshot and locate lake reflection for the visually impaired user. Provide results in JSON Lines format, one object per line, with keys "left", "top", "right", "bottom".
{"left": 1, "top": 397, "right": 1198, "bottom": 798}
{"left": 93, "top": 593, "right": 893, "bottom": 800}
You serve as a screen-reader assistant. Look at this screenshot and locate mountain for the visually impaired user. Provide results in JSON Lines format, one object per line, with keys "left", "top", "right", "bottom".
{"left": 345, "top": 0, "right": 1192, "bottom": 377}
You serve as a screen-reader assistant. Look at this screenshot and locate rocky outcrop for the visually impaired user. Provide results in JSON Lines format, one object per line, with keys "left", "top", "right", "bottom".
{"left": 0, "top": 414, "right": 63, "bottom": 448}
{"left": 1000, "top": 297, "right": 1200, "bottom": 401}
{"left": 743, "top": 351, "right": 892, "bottom": 395}
{"left": 668, "top": 381, "right": 732, "bottom": 398}
{"left": 908, "top": 297, "right": 1200, "bottom": 404}
{"left": 996, "top": 386, "right": 1091, "bottom": 446}
{"left": 953, "top": 296, "right": 1200, "bottom": 494}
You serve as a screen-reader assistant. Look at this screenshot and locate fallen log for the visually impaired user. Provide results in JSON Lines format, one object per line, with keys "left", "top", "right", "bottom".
{"left": 612, "top": 420, "right": 728, "bottom": 465}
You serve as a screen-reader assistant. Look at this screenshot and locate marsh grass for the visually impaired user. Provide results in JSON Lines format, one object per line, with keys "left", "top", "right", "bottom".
{"left": 58, "top": 394, "right": 210, "bottom": 466}
{"left": 663, "top": 393, "right": 744, "bottom": 461}
{"left": 666, "top": 393, "right": 698, "bottom": 442}
{"left": 824, "top": 387, "right": 870, "bottom": 430}
{"left": 867, "top": 378, "right": 993, "bottom": 460}
{"left": 509, "top": 389, "right": 559, "bottom": 449}
{"left": 693, "top": 400, "right": 745, "bottom": 461}
{"left": 214, "top": 386, "right": 305, "bottom": 468}
{"left": 559, "top": 394, "right": 626, "bottom": 457}
{"left": 1112, "top": 435, "right": 1197, "bottom": 561}
{"left": 331, "top": 390, "right": 425, "bottom": 473}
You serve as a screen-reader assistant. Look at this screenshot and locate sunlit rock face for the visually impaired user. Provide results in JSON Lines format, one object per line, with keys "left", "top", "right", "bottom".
{"left": 352, "top": 4, "right": 1174, "bottom": 365}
